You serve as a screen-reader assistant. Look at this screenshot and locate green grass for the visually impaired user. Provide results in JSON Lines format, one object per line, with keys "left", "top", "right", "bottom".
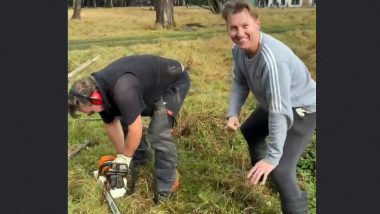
{"left": 68, "top": 6, "right": 316, "bottom": 214}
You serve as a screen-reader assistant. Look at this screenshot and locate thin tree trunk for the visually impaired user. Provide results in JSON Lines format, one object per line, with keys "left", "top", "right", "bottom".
{"left": 155, "top": 0, "right": 175, "bottom": 28}
{"left": 104, "top": 0, "right": 114, "bottom": 7}
{"left": 71, "top": 0, "right": 82, "bottom": 19}
{"left": 93, "top": 0, "right": 96, "bottom": 7}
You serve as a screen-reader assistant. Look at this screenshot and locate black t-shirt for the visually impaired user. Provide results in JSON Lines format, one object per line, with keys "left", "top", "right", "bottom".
{"left": 91, "top": 55, "right": 183, "bottom": 126}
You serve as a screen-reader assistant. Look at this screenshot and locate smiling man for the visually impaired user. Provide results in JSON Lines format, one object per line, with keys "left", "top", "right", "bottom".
{"left": 222, "top": 1, "right": 316, "bottom": 213}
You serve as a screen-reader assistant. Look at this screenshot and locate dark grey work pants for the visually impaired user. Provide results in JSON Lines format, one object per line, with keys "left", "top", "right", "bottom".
{"left": 123, "top": 71, "right": 190, "bottom": 193}
{"left": 240, "top": 107, "right": 316, "bottom": 203}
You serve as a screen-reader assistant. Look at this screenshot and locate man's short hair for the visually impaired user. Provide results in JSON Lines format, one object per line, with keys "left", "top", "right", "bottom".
{"left": 68, "top": 76, "right": 97, "bottom": 118}
{"left": 221, "top": 0, "right": 259, "bottom": 21}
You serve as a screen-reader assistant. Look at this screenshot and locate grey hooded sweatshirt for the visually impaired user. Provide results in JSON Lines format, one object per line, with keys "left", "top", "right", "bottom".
{"left": 227, "top": 32, "right": 316, "bottom": 166}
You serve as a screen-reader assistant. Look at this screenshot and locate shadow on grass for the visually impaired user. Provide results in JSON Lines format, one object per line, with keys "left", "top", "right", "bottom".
{"left": 68, "top": 29, "right": 225, "bottom": 51}
{"left": 261, "top": 23, "right": 315, "bottom": 34}
{"left": 68, "top": 23, "right": 314, "bottom": 51}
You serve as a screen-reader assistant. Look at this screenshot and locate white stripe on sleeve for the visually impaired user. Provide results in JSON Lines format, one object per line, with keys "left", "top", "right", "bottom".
{"left": 262, "top": 46, "right": 281, "bottom": 112}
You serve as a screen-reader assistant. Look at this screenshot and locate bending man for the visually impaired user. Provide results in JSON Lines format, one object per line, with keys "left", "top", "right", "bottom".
{"left": 68, "top": 54, "right": 190, "bottom": 202}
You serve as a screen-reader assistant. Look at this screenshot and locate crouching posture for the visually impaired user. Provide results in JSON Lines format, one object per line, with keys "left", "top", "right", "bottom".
{"left": 68, "top": 55, "right": 190, "bottom": 202}
{"left": 222, "top": 1, "right": 316, "bottom": 213}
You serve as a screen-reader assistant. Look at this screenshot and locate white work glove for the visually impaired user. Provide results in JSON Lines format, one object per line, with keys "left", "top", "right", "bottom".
{"left": 108, "top": 154, "right": 132, "bottom": 189}
{"left": 225, "top": 116, "right": 241, "bottom": 132}
{"left": 112, "top": 154, "right": 132, "bottom": 170}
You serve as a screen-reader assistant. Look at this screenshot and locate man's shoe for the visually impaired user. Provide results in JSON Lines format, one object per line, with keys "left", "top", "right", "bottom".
{"left": 153, "top": 191, "right": 172, "bottom": 203}
{"left": 154, "top": 170, "right": 180, "bottom": 203}
{"left": 281, "top": 191, "right": 308, "bottom": 214}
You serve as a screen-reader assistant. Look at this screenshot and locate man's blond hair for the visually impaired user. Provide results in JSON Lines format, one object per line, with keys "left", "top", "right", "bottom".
{"left": 221, "top": 0, "right": 259, "bottom": 21}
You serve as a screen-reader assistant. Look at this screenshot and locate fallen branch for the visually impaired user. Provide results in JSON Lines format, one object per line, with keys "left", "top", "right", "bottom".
{"left": 68, "top": 140, "right": 91, "bottom": 159}
{"left": 75, "top": 118, "right": 102, "bottom": 121}
{"left": 68, "top": 55, "right": 100, "bottom": 82}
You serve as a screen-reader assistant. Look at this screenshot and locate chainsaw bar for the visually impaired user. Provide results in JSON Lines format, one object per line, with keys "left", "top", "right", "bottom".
{"left": 103, "top": 187, "right": 122, "bottom": 214}
{"left": 93, "top": 171, "right": 124, "bottom": 214}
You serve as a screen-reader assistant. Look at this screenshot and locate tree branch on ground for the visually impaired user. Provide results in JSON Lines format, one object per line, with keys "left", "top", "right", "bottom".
{"left": 68, "top": 55, "right": 100, "bottom": 82}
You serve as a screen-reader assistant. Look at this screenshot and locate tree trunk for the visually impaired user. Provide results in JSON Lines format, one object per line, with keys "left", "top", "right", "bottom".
{"left": 104, "top": 0, "right": 114, "bottom": 7}
{"left": 155, "top": 0, "right": 175, "bottom": 28}
{"left": 93, "top": 0, "right": 96, "bottom": 7}
{"left": 71, "top": 0, "right": 82, "bottom": 19}
{"left": 210, "top": 0, "right": 223, "bottom": 14}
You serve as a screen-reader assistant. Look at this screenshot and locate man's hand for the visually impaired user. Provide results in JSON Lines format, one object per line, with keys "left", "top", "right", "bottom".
{"left": 107, "top": 154, "right": 132, "bottom": 189}
{"left": 112, "top": 154, "right": 132, "bottom": 168}
{"left": 247, "top": 160, "right": 276, "bottom": 185}
{"left": 225, "top": 116, "right": 241, "bottom": 132}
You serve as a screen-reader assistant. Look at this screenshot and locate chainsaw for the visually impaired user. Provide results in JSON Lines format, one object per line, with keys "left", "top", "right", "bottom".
{"left": 93, "top": 155, "right": 129, "bottom": 214}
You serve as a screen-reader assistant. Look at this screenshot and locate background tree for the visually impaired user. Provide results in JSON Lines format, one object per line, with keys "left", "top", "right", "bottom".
{"left": 71, "top": 0, "right": 82, "bottom": 19}
{"left": 153, "top": 0, "right": 158, "bottom": 10}
{"left": 105, "top": 0, "right": 114, "bottom": 7}
{"left": 188, "top": 0, "right": 227, "bottom": 14}
{"left": 155, "top": 0, "right": 175, "bottom": 28}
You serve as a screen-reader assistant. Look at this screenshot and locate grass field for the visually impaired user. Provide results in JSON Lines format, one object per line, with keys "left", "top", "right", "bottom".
{"left": 68, "top": 6, "right": 316, "bottom": 214}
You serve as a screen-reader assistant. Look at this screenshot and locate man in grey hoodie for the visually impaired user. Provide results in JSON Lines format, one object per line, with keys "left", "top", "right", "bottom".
{"left": 222, "top": 1, "right": 316, "bottom": 213}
